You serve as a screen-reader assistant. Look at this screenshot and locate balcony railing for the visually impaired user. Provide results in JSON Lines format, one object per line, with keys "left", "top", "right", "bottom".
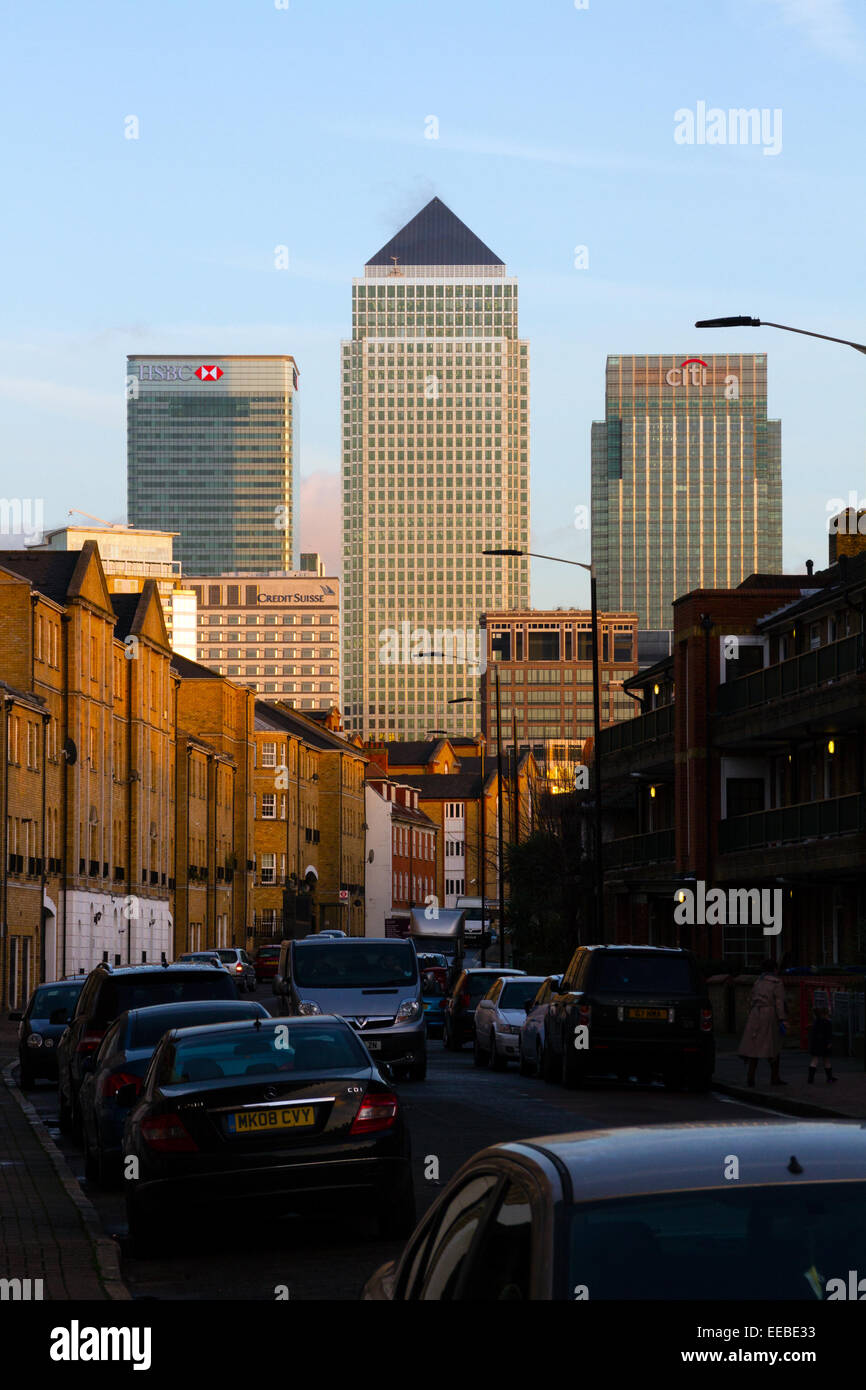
{"left": 604, "top": 827, "right": 675, "bottom": 869}
{"left": 719, "top": 793, "right": 866, "bottom": 854}
{"left": 717, "top": 635, "right": 863, "bottom": 716}
{"left": 598, "top": 702, "right": 673, "bottom": 756}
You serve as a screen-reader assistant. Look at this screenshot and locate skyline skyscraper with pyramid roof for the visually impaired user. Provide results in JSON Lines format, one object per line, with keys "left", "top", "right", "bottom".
{"left": 341, "top": 197, "right": 530, "bottom": 741}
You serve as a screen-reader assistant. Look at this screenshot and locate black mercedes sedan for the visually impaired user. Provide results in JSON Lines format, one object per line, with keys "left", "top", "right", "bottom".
{"left": 10, "top": 977, "right": 85, "bottom": 1087}
{"left": 121, "top": 1014, "right": 414, "bottom": 1256}
{"left": 362, "top": 1121, "right": 866, "bottom": 1300}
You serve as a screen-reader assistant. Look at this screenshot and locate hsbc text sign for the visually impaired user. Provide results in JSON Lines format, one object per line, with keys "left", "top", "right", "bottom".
{"left": 133, "top": 363, "right": 224, "bottom": 382}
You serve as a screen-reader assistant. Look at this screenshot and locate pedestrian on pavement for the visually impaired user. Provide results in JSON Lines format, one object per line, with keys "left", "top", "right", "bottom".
{"left": 738, "top": 958, "right": 788, "bottom": 1088}
{"left": 807, "top": 1005, "right": 837, "bottom": 1084}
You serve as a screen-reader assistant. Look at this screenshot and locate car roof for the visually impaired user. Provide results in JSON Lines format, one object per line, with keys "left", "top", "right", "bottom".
{"left": 32, "top": 977, "right": 84, "bottom": 991}
{"left": 463, "top": 967, "right": 525, "bottom": 976}
{"left": 121, "top": 1000, "right": 265, "bottom": 1024}
{"left": 492, "top": 1123, "right": 866, "bottom": 1201}
{"left": 94, "top": 962, "right": 225, "bottom": 976}
{"left": 165, "top": 1014, "right": 352, "bottom": 1042}
{"left": 581, "top": 944, "right": 690, "bottom": 955}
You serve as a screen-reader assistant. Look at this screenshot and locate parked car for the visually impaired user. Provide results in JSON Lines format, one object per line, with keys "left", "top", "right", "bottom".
{"left": 274, "top": 936, "right": 426, "bottom": 1081}
{"left": 211, "top": 947, "right": 256, "bottom": 992}
{"left": 516, "top": 975, "right": 562, "bottom": 1078}
{"left": 315, "top": 930, "right": 347, "bottom": 938}
{"left": 474, "top": 976, "right": 546, "bottom": 1070}
{"left": 441, "top": 968, "right": 526, "bottom": 1051}
{"left": 78, "top": 997, "right": 269, "bottom": 1185}
{"left": 544, "top": 945, "right": 714, "bottom": 1090}
{"left": 57, "top": 961, "right": 239, "bottom": 1135}
{"left": 122, "top": 1015, "right": 415, "bottom": 1255}
{"left": 362, "top": 1120, "right": 866, "bottom": 1300}
{"left": 176, "top": 952, "right": 229, "bottom": 971}
{"left": 418, "top": 958, "right": 449, "bottom": 1039}
{"left": 255, "top": 944, "right": 282, "bottom": 984}
{"left": 9, "top": 977, "right": 86, "bottom": 1088}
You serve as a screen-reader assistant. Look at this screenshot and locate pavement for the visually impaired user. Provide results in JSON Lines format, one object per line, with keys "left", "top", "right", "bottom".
{"left": 0, "top": 1018, "right": 129, "bottom": 1300}
{"left": 713, "top": 1032, "right": 866, "bottom": 1119}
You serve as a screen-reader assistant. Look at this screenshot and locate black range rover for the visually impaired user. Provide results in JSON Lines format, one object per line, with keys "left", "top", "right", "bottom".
{"left": 544, "top": 945, "right": 714, "bottom": 1090}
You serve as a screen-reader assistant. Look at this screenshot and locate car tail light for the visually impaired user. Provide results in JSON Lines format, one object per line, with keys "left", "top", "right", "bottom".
{"left": 76, "top": 1030, "right": 105, "bottom": 1055}
{"left": 350, "top": 1090, "right": 399, "bottom": 1136}
{"left": 700, "top": 1008, "right": 713, "bottom": 1033}
{"left": 102, "top": 1071, "right": 142, "bottom": 1101}
{"left": 235, "top": 962, "right": 243, "bottom": 973}
{"left": 577, "top": 1003, "right": 591, "bottom": 1026}
{"left": 141, "top": 1112, "right": 198, "bottom": 1152}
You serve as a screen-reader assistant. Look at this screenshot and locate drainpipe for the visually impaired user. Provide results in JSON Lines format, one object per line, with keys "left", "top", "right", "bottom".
{"left": 699, "top": 614, "right": 714, "bottom": 963}
{"left": 126, "top": 646, "right": 133, "bottom": 965}
{"left": 60, "top": 613, "right": 70, "bottom": 978}
{"left": 39, "top": 709, "right": 49, "bottom": 984}
{"left": 1, "top": 697, "right": 11, "bottom": 1009}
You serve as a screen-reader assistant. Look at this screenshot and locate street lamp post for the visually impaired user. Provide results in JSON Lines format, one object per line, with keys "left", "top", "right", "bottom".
{"left": 485, "top": 549, "right": 605, "bottom": 941}
{"left": 695, "top": 316, "right": 866, "bottom": 355}
{"left": 448, "top": 696, "right": 487, "bottom": 966}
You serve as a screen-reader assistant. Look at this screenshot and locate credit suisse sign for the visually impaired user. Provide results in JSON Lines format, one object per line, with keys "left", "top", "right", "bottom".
{"left": 132, "top": 363, "right": 224, "bottom": 381}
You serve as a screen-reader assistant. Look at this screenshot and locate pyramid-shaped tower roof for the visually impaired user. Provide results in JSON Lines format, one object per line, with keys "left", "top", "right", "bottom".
{"left": 366, "top": 196, "right": 503, "bottom": 267}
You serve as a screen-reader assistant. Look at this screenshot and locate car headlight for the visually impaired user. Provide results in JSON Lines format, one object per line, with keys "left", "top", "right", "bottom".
{"left": 297, "top": 1000, "right": 321, "bottom": 1016}
{"left": 26, "top": 1034, "right": 43, "bottom": 1048}
{"left": 43, "top": 1037, "right": 55, "bottom": 1048}
{"left": 397, "top": 999, "right": 422, "bottom": 1022}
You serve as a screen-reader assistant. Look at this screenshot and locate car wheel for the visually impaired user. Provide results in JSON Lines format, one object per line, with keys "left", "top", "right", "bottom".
{"left": 58, "top": 1086, "right": 74, "bottom": 1135}
{"left": 18, "top": 1063, "right": 36, "bottom": 1091}
{"left": 541, "top": 1040, "right": 558, "bottom": 1084}
{"left": 489, "top": 1037, "right": 506, "bottom": 1071}
{"left": 83, "top": 1129, "right": 99, "bottom": 1184}
{"left": 473, "top": 1035, "right": 487, "bottom": 1067}
{"left": 377, "top": 1173, "right": 416, "bottom": 1240}
{"left": 689, "top": 1066, "right": 713, "bottom": 1092}
{"left": 407, "top": 1055, "right": 427, "bottom": 1082}
{"left": 663, "top": 1068, "right": 685, "bottom": 1091}
{"left": 517, "top": 1047, "right": 532, "bottom": 1077}
{"left": 126, "top": 1195, "right": 171, "bottom": 1258}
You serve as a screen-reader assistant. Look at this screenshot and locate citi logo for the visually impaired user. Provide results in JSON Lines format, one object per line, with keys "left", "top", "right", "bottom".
{"left": 195, "top": 364, "right": 223, "bottom": 380}
{"left": 665, "top": 358, "right": 708, "bottom": 386}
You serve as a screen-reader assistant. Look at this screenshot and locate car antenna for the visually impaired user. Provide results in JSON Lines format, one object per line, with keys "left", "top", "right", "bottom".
{"left": 788, "top": 1155, "right": 803, "bottom": 1174}
{"left": 254, "top": 1016, "right": 262, "bottom": 1030}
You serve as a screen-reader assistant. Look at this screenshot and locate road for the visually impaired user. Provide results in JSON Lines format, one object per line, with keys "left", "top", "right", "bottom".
{"left": 18, "top": 982, "right": 773, "bottom": 1300}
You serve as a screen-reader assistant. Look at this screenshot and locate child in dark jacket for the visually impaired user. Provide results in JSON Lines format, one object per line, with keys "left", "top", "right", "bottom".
{"left": 808, "top": 1007, "right": 836, "bottom": 1084}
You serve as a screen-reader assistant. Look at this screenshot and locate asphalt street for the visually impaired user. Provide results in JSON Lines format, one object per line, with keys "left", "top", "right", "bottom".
{"left": 18, "top": 983, "right": 772, "bottom": 1301}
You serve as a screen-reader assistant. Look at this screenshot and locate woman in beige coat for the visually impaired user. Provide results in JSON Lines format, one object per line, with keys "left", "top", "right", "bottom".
{"left": 738, "top": 958, "right": 788, "bottom": 1086}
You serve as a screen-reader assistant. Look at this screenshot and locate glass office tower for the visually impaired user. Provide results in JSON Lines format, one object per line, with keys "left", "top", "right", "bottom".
{"left": 591, "top": 353, "right": 782, "bottom": 632}
{"left": 341, "top": 197, "right": 530, "bottom": 741}
{"left": 127, "top": 355, "right": 299, "bottom": 574}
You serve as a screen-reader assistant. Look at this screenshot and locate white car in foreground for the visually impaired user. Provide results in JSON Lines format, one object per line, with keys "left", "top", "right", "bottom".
{"left": 473, "top": 975, "right": 546, "bottom": 1070}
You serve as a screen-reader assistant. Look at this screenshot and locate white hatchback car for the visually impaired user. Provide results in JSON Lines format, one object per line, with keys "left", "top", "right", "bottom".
{"left": 473, "top": 975, "right": 546, "bottom": 1070}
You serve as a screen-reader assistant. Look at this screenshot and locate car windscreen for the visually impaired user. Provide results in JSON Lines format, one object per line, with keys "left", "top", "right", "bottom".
{"left": 569, "top": 1183, "right": 866, "bottom": 1300}
{"left": 465, "top": 973, "right": 503, "bottom": 1000}
{"left": 96, "top": 972, "right": 236, "bottom": 1023}
{"left": 292, "top": 943, "right": 418, "bottom": 988}
{"left": 257, "top": 947, "right": 281, "bottom": 958}
{"left": 163, "top": 1024, "right": 368, "bottom": 1082}
{"left": 31, "top": 982, "right": 83, "bottom": 1019}
{"left": 129, "top": 1003, "right": 262, "bottom": 1050}
{"left": 215, "top": 950, "right": 237, "bottom": 963}
{"left": 594, "top": 954, "right": 694, "bottom": 995}
{"left": 499, "top": 980, "right": 543, "bottom": 1009}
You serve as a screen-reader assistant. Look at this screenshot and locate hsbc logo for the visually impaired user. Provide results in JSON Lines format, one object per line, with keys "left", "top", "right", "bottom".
{"left": 133, "top": 363, "right": 224, "bottom": 382}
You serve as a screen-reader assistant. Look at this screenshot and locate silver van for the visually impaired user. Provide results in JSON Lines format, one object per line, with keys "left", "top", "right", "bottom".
{"left": 273, "top": 937, "right": 427, "bottom": 1081}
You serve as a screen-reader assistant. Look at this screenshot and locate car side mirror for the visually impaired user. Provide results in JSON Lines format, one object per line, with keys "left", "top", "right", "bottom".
{"left": 8, "top": 1010, "right": 23, "bottom": 1022}
{"left": 523, "top": 1000, "right": 534, "bottom": 1013}
{"left": 49, "top": 1007, "right": 69, "bottom": 1025}
{"left": 115, "top": 1083, "right": 138, "bottom": 1107}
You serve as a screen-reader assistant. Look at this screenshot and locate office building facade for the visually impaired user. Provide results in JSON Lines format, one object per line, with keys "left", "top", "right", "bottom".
{"left": 187, "top": 567, "right": 339, "bottom": 708}
{"left": 342, "top": 197, "right": 530, "bottom": 743}
{"left": 127, "top": 355, "right": 300, "bottom": 574}
{"left": 592, "top": 354, "right": 782, "bottom": 631}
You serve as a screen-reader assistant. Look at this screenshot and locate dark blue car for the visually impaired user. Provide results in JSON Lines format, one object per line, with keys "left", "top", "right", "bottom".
{"left": 78, "top": 997, "right": 268, "bottom": 1184}
{"left": 10, "top": 978, "right": 86, "bottom": 1087}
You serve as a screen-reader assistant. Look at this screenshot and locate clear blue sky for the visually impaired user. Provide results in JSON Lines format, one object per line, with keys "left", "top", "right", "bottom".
{"left": 1, "top": 0, "right": 864, "bottom": 607}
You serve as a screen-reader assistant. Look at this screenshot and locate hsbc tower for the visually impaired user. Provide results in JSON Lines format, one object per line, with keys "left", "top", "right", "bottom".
{"left": 127, "top": 355, "right": 300, "bottom": 574}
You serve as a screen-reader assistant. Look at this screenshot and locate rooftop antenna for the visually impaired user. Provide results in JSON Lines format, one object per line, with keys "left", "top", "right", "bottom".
{"left": 388, "top": 255, "right": 403, "bottom": 277}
